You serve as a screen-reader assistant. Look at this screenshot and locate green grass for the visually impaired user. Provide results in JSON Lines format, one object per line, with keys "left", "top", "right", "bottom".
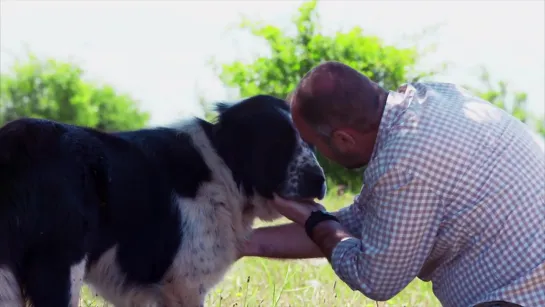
{"left": 80, "top": 192, "right": 440, "bottom": 307}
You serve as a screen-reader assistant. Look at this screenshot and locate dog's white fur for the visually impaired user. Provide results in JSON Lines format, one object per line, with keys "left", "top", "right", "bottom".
{"left": 0, "top": 267, "right": 21, "bottom": 307}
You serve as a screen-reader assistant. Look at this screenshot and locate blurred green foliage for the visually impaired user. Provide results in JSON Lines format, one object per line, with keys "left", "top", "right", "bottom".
{"left": 0, "top": 53, "right": 150, "bottom": 131}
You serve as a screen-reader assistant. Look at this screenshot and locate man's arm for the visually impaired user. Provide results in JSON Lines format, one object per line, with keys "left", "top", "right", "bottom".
{"left": 243, "top": 199, "right": 363, "bottom": 259}
{"left": 326, "top": 167, "right": 442, "bottom": 301}
{"left": 243, "top": 222, "right": 325, "bottom": 259}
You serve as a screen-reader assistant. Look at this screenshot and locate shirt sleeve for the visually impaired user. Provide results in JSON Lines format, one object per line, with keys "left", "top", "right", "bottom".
{"left": 330, "top": 166, "right": 443, "bottom": 301}
{"left": 331, "top": 193, "right": 364, "bottom": 237}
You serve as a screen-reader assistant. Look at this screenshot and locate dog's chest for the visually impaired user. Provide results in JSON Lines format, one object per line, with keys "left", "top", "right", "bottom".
{"left": 169, "top": 193, "right": 243, "bottom": 275}
{"left": 158, "top": 193, "right": 248, "bottom": 304}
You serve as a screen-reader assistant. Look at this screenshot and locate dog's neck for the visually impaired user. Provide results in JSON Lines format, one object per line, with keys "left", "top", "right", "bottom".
{"left": 194, "top": 118, "right": 281, "bottom": 223}
{"left": 197, "top": 118, "right": 251, "bottom": 196}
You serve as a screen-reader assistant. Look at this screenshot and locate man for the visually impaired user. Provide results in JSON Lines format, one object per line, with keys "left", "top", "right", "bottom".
{"left": 241, "top": 61, "right": 545, "bottom": 307}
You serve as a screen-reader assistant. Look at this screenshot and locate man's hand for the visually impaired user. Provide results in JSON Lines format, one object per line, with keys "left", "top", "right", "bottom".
{"left": 271, "top": 194, "right": 326, "bottom": 225}
{"left": 270, "top": 194, "right": 354, "bottom": 262}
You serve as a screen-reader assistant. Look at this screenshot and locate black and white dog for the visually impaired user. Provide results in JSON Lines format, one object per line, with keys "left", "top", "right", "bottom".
{"left": 0, "top": 95, "right": 326, "bottom": 307}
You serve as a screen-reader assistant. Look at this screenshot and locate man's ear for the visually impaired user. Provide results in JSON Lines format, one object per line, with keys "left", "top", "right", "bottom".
{"left": 331, "top": 130, "right": 356, "bottom": 153}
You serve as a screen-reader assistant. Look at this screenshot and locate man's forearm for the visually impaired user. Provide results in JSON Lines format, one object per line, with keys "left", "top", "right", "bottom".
{"left": 244, "top": 222, "right": 325, "bottom": 259}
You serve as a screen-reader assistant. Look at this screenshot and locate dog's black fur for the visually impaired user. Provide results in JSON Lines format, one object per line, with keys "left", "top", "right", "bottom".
{"left": 0, "top": 95, "right": 326, "bottom": 307}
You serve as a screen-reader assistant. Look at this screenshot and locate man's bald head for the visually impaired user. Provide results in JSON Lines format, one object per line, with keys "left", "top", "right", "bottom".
{"left": 290, "top": 61, "right": 388, "bottom": 135}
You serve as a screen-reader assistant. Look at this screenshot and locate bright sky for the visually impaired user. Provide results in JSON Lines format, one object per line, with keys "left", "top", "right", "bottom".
{"left": 1, "top": 0, "right": 544, "bottom": 126}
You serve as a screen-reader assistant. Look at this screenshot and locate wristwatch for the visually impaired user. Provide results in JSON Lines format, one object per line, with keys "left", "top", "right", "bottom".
{"left": 304, "top": 210, "right": 340, "bottom": 239}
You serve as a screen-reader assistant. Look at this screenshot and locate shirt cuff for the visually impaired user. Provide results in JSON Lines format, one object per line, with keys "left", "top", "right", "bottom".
{"left": 331, "top": 237, "right": 362, "bottom": 291}
{"left": 331, "top": 205, "right": 360, "bottom": 237}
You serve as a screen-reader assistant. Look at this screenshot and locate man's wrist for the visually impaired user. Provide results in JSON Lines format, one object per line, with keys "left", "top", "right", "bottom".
{"left": 304, "top": 210, "right": 340, "bottom": 239}
{"left": 304, "top": 213, "right": 353, "bottom": 262}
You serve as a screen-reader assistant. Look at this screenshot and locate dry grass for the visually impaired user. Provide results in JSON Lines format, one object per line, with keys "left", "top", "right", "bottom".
{"left": 80, "top": 192, "right": 440, "bottom": 307}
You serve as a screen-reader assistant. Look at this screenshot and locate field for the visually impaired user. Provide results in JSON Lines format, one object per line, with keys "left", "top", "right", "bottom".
{"left": 81, "top": 192, "right": 441, "bottom": 307}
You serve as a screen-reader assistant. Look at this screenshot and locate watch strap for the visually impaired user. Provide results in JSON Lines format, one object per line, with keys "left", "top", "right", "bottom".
{"left": 304, "top": 210, "right": 340, "bottom": 239}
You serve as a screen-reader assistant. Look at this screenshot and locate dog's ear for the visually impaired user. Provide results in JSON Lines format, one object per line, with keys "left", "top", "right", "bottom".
{"left": 214, "top": 102, "right": 232, "bottom": 115}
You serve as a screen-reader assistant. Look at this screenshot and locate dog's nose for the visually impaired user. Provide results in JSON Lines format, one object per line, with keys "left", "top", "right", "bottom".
{"left": 319, "top": 181, "right": 327, "bottom": 200}
{"left": 302, "top": 168, "right": 327, "bottom": 200}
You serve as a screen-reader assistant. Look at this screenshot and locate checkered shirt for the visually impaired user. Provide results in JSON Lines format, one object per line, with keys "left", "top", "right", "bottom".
{"left": 330, "top": 82, "right": 545, "bottom": 307}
